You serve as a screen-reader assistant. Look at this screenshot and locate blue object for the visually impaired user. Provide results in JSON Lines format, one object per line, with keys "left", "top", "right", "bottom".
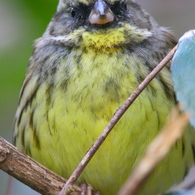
{"left": 171, "top": 30, "right": 195, "bottom": 127}
{"left": 165, "top": 190, "right": 195, "bottom": 195}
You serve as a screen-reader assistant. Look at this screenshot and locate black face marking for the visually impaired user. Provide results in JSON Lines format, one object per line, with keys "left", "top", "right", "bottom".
{"left": 52, "top": 1, "right": 129, "bottom": 33}
{"left": 109, "top": 0, "right": 128, "bottom": 17}
{"left": 70, "top": 3, "right": 92, "bottom": 21}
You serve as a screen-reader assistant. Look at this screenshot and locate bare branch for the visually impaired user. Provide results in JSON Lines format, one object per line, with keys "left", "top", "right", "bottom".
{"left": 0, "top": 136, "right": 81, "bottom": 195}
{"left": 59, "top": 46, "right": 178, "bottom": 195}
{"left": 117, "top": 106, "right": 189, "bottom": 195}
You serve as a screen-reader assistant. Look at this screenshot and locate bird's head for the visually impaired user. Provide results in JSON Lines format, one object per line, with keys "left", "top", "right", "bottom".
{"left": 42, "top": 0, "right": 158, "bottom": 50}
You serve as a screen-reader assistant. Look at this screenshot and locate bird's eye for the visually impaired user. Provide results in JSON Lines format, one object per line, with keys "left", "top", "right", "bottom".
{"left": 71, "top": 8, "right": 76, "bottom": 18}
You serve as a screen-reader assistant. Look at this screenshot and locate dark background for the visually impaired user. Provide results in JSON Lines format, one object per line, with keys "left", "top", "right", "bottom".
{"left": 1, "top": 0, "right": 195, "bottom": 194}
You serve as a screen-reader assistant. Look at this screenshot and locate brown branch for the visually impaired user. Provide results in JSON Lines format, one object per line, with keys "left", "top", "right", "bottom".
{"left": 0, "top": 136, "right": 81, "bottom": 195}
{"left": 117, "top": 107, "right": 189, "bottom": 195}
{"left": 59, "top": 46, "right": 178, "bottom": 195}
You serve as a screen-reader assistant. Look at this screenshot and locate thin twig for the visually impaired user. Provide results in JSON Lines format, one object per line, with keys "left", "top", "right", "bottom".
{"left": 0, "top": 136, "right": 81, "bottom": 195}
{"left": 59, "top": 46, "right": 178, "bottom": 195}
{"left": 117, "top": 106, "right": 189, "bottom": 195}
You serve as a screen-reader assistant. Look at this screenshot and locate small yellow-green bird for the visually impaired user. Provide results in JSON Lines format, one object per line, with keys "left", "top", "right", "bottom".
{"left": 13, "top": 0, "right": 195, "bottom": 194}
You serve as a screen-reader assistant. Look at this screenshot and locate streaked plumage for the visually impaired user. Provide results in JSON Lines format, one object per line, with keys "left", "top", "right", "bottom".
{"left": 14, "top": 0, "right": 195, "bottom": 194}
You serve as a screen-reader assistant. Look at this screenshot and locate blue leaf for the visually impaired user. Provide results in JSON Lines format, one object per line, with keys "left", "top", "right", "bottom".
{"left": 171, "top": 30, "right": 195, "bottom": 127}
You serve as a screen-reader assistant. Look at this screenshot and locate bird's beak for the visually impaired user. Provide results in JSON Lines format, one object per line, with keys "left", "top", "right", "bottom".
{"left": 89, "top": 0, "right": 115, "bottom": 25}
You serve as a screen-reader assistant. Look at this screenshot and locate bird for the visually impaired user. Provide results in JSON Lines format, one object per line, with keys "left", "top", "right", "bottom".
{"left": 171, "top": 30, "right": 195, "bottom": 128}
{"left": 13, "top": 0, "right": 195, "bottom": 194}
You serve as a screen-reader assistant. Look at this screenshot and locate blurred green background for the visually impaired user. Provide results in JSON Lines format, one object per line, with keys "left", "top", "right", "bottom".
{"left": 0, "top": 0, "right": 195, "bottom": 194}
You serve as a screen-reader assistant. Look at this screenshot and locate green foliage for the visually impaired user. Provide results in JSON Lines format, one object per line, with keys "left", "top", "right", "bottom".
{"left": 0, "top": 0, "right": 57, "bottom": 119}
